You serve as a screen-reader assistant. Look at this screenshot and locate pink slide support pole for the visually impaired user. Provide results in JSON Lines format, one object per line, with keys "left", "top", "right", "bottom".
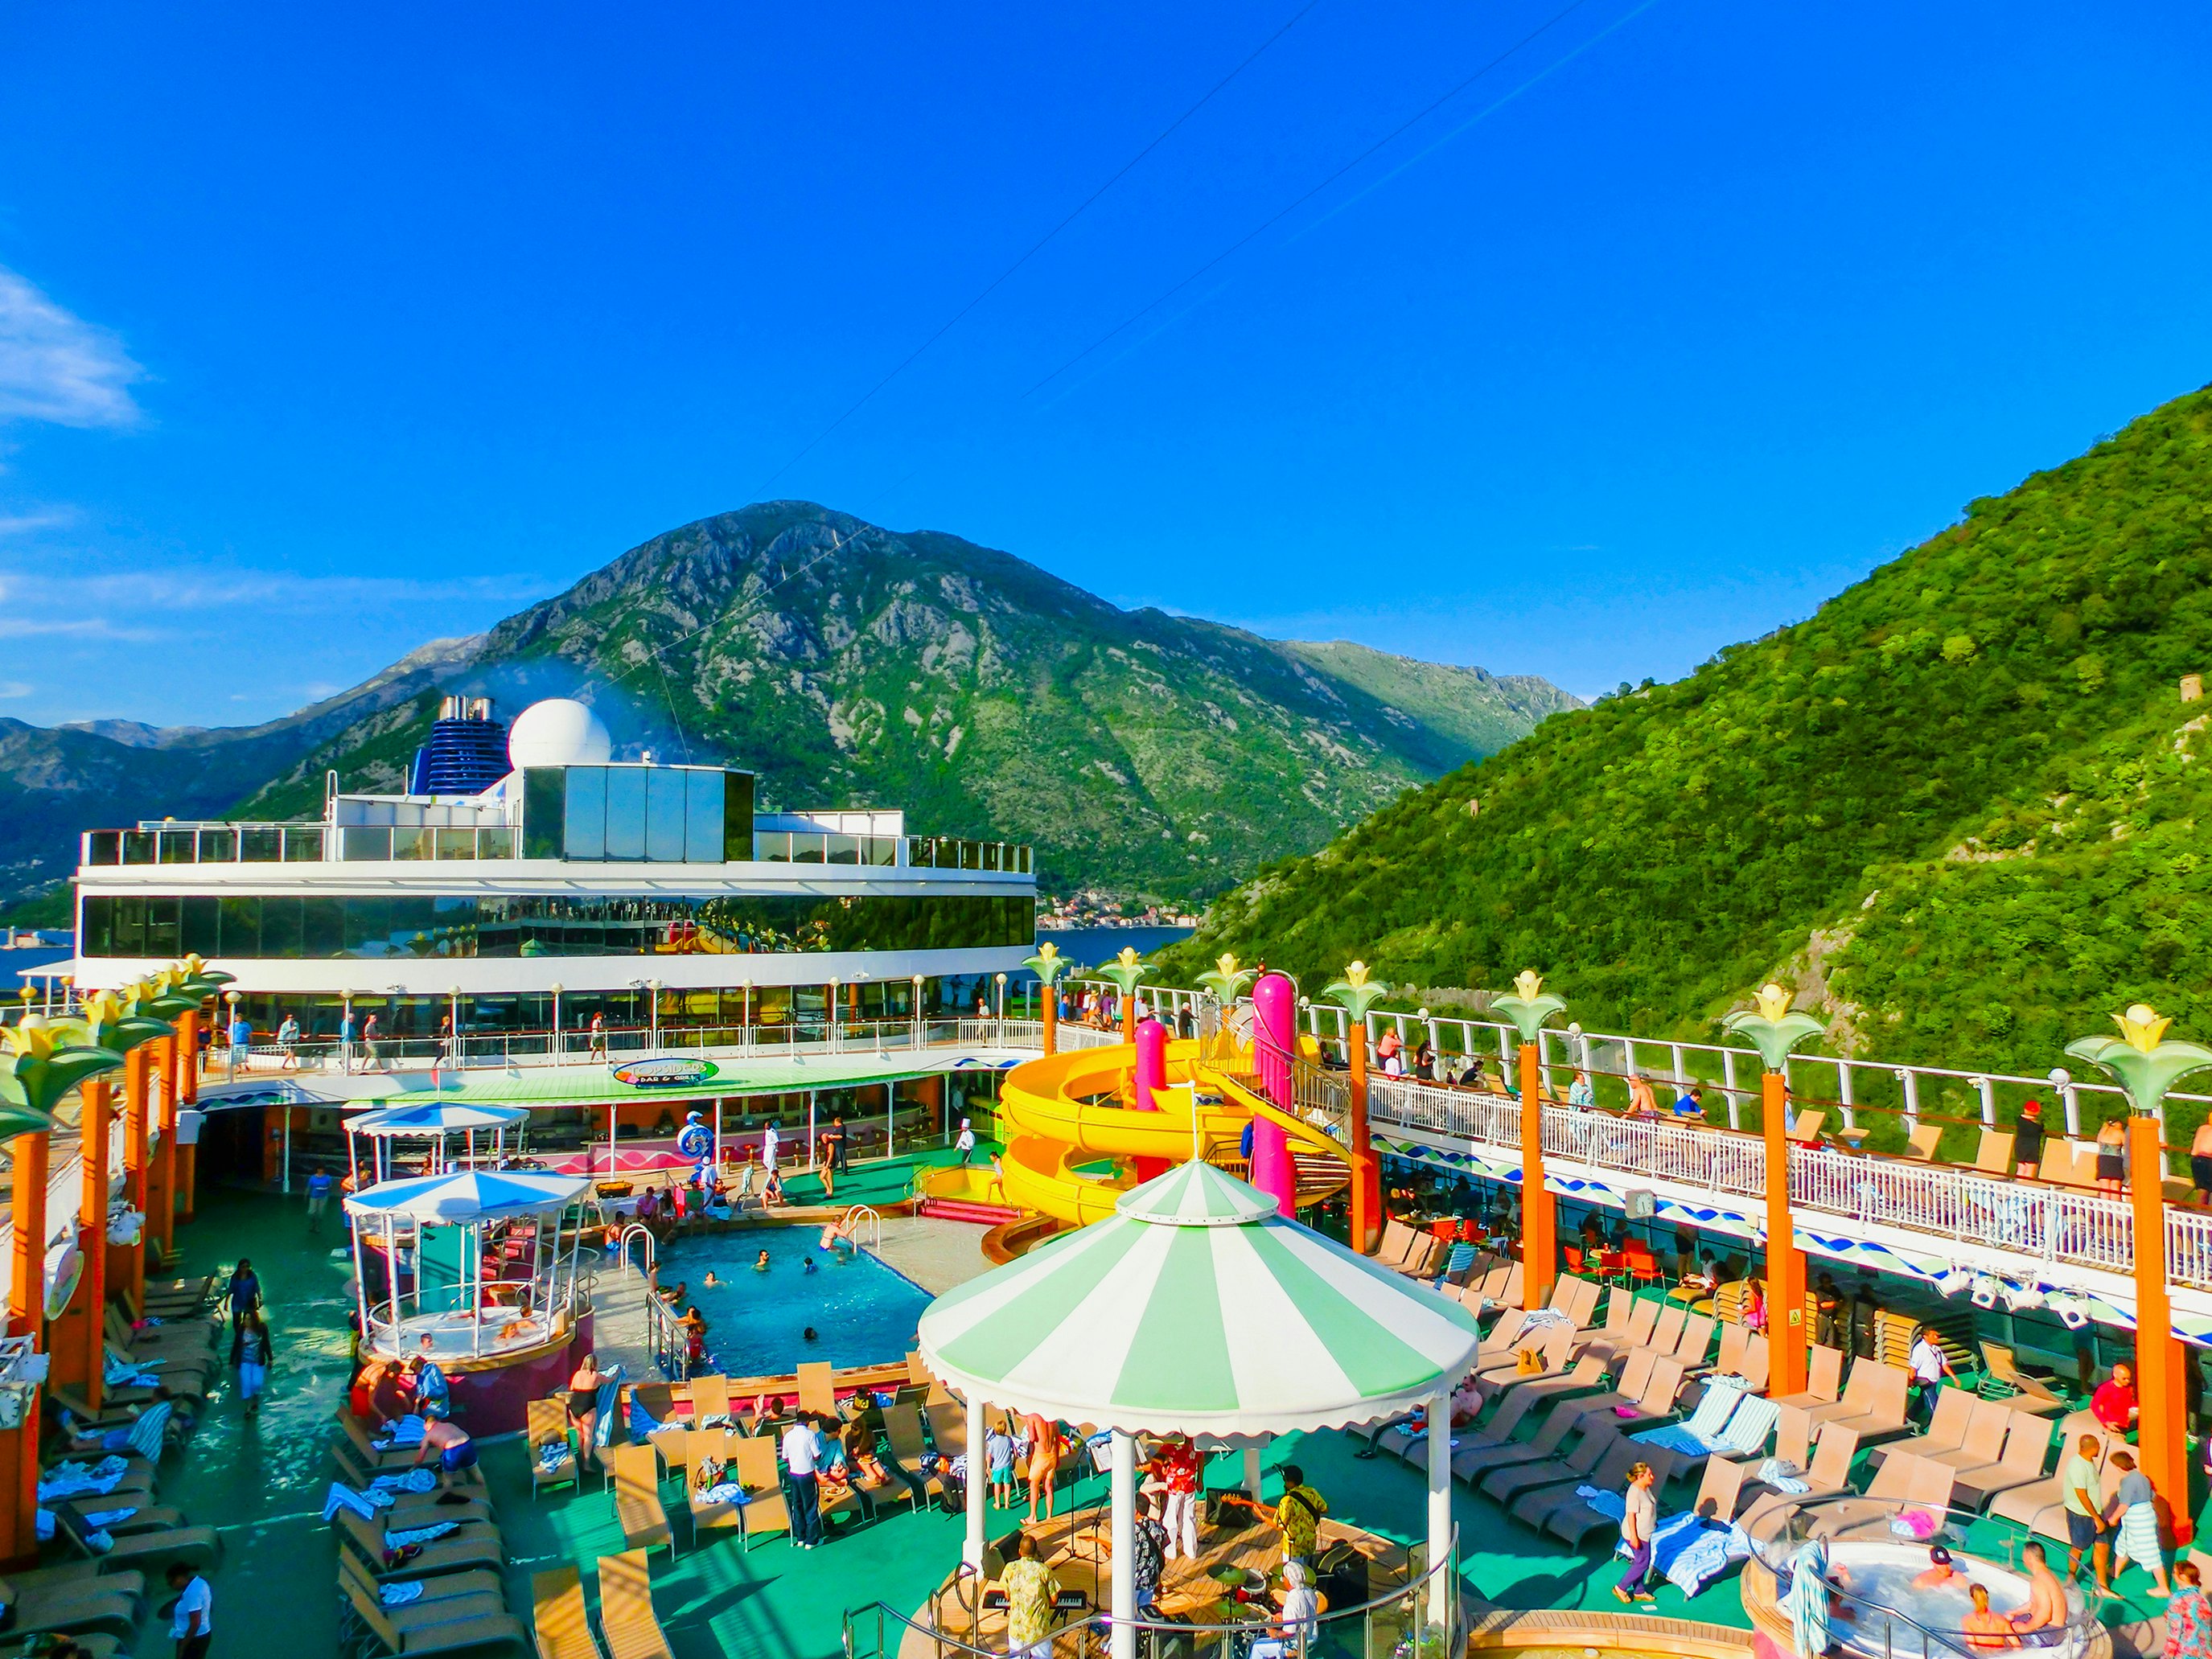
{"left": 1248, "top": 972, "right": 1297, "bottom": 1216}
{"left": 1131, "top": 1016, "right": 1170, "bottom": 1181}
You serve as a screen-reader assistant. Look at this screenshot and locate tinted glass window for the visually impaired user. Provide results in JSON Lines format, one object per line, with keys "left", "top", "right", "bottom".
{"left": 523, "top": 767, "right": 565, "bottom": 860}
{"left": 342, "top": 827, "right": 393, "bottom": 861}
{"left": 87, "top": 831, "right": 120, "bottom": 866}
{"left": 603, "top": 768, "right": 646, "bottom": 860}
{"left": 284, "top": 828, "right": 324, "bottom": 862}
{"left": 645, "top": 769, "right": 687, "bottom": 861}
{"left": 198, "top": 829, "right": 236, "bottom": 862}
{"left": 685, "top": 770, "right": 723, "bottom": 864}
{"left": 241, "top": 828, "right": 282, "bottom": 863}
{"left": 182, "top": 896, "right": 220, "bottom": 957}
{"left": 158, "top": 832, "right": 196, "bottom": 864}
{"left": 219, "top": 897, "right": 259, "bottom": 956}
{"left": 260, "top": 896, "right": 302, "bottom": 958}
{"left": 565, "top": 767, "right": 606, "bottom": 860}
{"left": 721, "top": 770, "right": 754, "bottom": 861}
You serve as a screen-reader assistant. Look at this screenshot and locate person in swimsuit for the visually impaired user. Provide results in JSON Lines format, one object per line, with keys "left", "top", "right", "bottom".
{"left": 2008, "top": 1542, "right": 2068, "bottom": 1645}
{"left": 2095, "top": 1118, "right": 2127, "bottom": 1196}
{"left": 1022, "top": 1413, "right": 1062, "bottom": 1526}
{"left": 567, "top": 1353, "right": 606, "bottom": 1453}
{"left": 1963, "top": 1583, "right": 2023, "bottom": 1650}
{"left": 2192, "top": 1121, "right": 2212, "bottom": 1210}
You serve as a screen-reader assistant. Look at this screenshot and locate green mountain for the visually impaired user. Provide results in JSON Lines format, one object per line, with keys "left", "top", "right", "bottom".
{"left": 198, "top": 503, "right": 1569, "bottom": 904}
{"left": 1164, "top": 383, "right": 2212, "bottom": 1085}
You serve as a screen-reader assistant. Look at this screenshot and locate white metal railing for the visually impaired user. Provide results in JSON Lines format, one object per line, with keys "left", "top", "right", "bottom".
{"left": 1363, "top": 1078, "right": 2185, "bottom": 1288}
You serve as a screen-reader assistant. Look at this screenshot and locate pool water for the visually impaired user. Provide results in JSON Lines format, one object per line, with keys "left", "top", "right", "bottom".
{"left": 656, "top": 1226, "right": 932, "bottom": 1378}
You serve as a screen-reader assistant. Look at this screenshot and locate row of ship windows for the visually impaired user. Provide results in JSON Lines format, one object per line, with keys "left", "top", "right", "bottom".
{"left": 83, "top": 827, "right": 1033, "bottom": 873}
{"left": 79, "top": 892, "right": 1036, "bottom": 959}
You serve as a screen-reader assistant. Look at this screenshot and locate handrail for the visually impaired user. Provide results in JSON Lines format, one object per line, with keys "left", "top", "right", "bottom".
{"left": 614, "top": 1223, "right": 655, "bottom": 1279}
{"left": 839, "top": 1206, "right": 882, "bottom": 1250}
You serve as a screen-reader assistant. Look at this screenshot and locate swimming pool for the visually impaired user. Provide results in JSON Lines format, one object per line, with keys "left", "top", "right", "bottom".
{"left": 655, "top": 1226, "right": 933, "bottom": 1378}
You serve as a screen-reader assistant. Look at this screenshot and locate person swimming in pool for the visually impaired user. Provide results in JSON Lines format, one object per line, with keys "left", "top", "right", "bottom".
{"left": 803, "top": 1327, "right": 819, "bottom": 1343}
{"left": 1913, "top": 1546, "right": 1959, "bottom": 1589}
{"left": 803, "top": 1254, "right": 818, "bottom": 1274}
{"left": 701, "top": 1270, "right": 721, "bottom": 1287}
{"left": 754, "top": 1249, "right": 771, "bottom": 1271}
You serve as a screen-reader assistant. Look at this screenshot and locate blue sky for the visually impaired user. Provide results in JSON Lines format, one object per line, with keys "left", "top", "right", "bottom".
{"left": 0, "top": 2, "right": 2207, "bottom": 725}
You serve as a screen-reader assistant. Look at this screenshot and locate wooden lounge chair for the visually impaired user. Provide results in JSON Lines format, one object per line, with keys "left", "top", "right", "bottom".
{"left": 1740, "top": 1335, "right": 1772, "bottom": 1394}
{"left": 1974, "top": 1128, "right": 2017, "bottom": 1174}
{"left": 335, "top": 1508, "right": 504, "bottom": 1580}
{"left": 1904, "top": 1123, "right": 1944, "bottom": 1162}
{"left": 1482, "top": 1422, "right": 1620, "bottom": 1506}
{"left": 882, "top": 1402, "right": 944, "bottom": 1505}
{"left": 1470, "top": 1326, "right": 1577, "bottom": 1406}
{"left": 1377, "top": 1219, "right": 1419, "bottom": 1269}
{"left": 686, "top": 1374, "right": 733, "bottom": 1427}
{"left": 905, "top": 1350, "right": 931, "bottom": 1388}
{"left": 682, "top": 1427, "right": 746, "bottom": 1549}
{"left": 608, "top": 1443, "right": 672, "bottom": 1558}
{"left": 1950, "top": 1411, "right": 2055, "bottom": 1509}
{"left": 1772, "top": 1345, "right": 1845, "bottom": 1415}
{"left": 1533, "top": 1439, "right": 1675, "bottom": 1545}
{"left": 1787, "top": 1111, "right": 1826, "bottom": 1144}
{"left": 0, "top": 1573, "right": 142, "bottom": 1642}
{"left": 732, "top": 1434, "right": 791, "bottom": 1550}
{"left": 796, "top": 1361, "right": 838, "bottom": 1419}
{"left": 528, "top": 1398, "right": 579, "bottom": 1497}
{"left": 341, "top": 1572, "right": 526, "bottom": 1656}
{"left": 597, "top": 1550, "right": 673, "bottom": 1659}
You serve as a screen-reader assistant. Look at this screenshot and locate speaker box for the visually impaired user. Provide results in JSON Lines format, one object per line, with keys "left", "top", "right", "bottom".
{"left": 1317, "top": 1540, "right": 1368, "bottom": 1610}
{"left": 984, "top": 1528, "right": 1024, "bottom": 1577}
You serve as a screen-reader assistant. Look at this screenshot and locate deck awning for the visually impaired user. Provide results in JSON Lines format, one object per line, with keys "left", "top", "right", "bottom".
{"left": 343, "top": 1168, "right": 590, "bottom": 1222}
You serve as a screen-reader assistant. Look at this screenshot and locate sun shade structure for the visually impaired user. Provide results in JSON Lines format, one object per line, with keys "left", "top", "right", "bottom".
{"left": 917, "top": 1160, "right": 1477, "bottom": 1659}
{"left": 347, "top": 1103, "right": 531, "bottom": 1135}
{"left": 343, "top": 1168, "right": 589, "bottom": 1222}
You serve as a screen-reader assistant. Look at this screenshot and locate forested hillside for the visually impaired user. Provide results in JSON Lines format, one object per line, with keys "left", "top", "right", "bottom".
{"left": 1164, "top": 383, "right": 2212, "bottom": 1075}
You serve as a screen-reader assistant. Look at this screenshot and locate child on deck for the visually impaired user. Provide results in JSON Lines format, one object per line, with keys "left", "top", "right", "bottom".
{"left": 986, "top": 1422, "right": 1018, "bottom": 1510}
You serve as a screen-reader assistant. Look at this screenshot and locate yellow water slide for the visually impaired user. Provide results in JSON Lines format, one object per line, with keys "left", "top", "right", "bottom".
{"left": 979, "top": 1036, "right": 1355, "bottom": 1226}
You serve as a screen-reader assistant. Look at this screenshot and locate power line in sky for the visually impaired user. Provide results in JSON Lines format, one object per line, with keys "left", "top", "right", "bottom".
{"left": 740, "top": 0, "right": 1329, "bottom": 503}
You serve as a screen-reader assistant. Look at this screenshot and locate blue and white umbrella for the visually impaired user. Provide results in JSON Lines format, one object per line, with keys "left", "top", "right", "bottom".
{"left": 343, "top": 1168, "right": 590, "bottom": 1222}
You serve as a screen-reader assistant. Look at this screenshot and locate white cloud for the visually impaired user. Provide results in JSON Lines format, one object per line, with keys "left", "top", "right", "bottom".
{"left": 0, "top": 268, "right": 142, "bottom": 429}
{"left": 0, "top": 681, "right": 30, "bottom": 699}
{"left": 0, "top": 508, "right": 73, "bottom": 537}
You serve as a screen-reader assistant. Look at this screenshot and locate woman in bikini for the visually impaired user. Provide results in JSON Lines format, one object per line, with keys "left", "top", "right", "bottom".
{"left": 566, "top": 1353, "right": 607, "bottom": 1458}
{"left": 1023, "top": 1413, "right": 1062, "bottom": 1525}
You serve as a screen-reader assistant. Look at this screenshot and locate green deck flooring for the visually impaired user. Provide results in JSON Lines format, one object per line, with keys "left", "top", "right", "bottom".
{"left": 132, "top": 1190, "right": 2181, "bottom": 1658}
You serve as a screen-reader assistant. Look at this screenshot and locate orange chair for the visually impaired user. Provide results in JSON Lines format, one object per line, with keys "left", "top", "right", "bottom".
{"left": 1563, "top": 1245, "right": 1587, "bottom": 1275}
{"left": 1623, "top": 1242, "right": 1663, "bottom": 1287}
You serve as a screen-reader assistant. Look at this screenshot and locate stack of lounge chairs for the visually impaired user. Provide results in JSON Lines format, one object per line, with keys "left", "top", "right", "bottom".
{"left": 330, "top": 1401, "right": 526, "bottom": 1652}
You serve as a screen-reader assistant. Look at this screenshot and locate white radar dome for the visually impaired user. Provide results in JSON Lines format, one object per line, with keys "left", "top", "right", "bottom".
{"left": 508, "top": 699, "right": 614, "bottom": 770}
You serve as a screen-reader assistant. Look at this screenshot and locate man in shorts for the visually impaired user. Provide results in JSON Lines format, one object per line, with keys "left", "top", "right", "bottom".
{"left": 305, "top": 1166, "right": 334, "bottom": 1233}
{"left": 2061, "top": 1433, "right": 2109, "bottom": 1591}
{"left": 413, "top": 1416, "right": 478, "bottom": 1501}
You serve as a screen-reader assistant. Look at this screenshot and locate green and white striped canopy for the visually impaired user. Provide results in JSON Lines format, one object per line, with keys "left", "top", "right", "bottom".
{"left": 917, "top": 1161, "right": 1483, "bottom": 1435}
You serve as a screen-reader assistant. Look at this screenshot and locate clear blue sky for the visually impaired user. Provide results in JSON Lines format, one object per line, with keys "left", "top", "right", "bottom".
{"left": 1, "top": 2, "right": 2207, "bottom": 726}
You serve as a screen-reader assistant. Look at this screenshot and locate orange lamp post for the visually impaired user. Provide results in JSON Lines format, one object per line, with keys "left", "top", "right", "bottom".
{"left": 1025, "top": 943, "right": 1071, "bottom": 1059}
{"left": 1492, "top": 972, "right": 1568, "bottom": 1310}
{"left": 1100, "top": 947, "right": 1149, "bottom": 1050}
{"left": 2066, "top": 1004, "right": 2212, "bottom": 1546}
{"left": 1321, "top": 963, "right": 1391, "bottom": 1257}
{"left": 1723, "top": 983, "right": 1825, "bottom": 1401}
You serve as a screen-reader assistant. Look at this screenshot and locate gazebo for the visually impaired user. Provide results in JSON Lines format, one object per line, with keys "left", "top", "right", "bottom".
{"left": 343, "top": 1168, "right": 593, "bottom": 1362}
{"left": 917, "top": 1160, "right": 1482, "bottom": 1658}
{"left": 344, "top": 1101, "right": 532, "bottom": 1184}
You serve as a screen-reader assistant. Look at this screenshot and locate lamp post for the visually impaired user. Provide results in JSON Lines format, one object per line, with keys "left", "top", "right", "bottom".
{"left": 1195, "top": 955, "right": 1258, "bottom": 1066}
{"left": 647, "top": 979, "right": 663, "bottom": 1049}
{"left": 2065, "top": 1004, "right": 2212, "bottom": 1544}
{"left": 1024, "top": 943, "right": 1072, "bottom": 1057}
{"left": 448, "top": 985, "right": 463, "bottom": 1073}
{"left": 911, "top": 974, "right": 924, "bottom": 1052}
{"left": 223, "top": 988, "right": 242, "bottom": 1080}
{"left": 1321, "top": 962, "right": 1389, "bottom": 1255}
{"left": 1722, "top": 983, "right": 1827, "bottom": 1399}
{"left": 993, "top": 972, "right": 1007, "bottom": 1025}
{"left": 548, "top": 983, "right": 563, "bottom": 1064}
{"left": 1100, "top": 947, "right": 1149, "bottom": 1048}
{"left": 1491, "top": 972, "right": 1568, "bottom": 1307}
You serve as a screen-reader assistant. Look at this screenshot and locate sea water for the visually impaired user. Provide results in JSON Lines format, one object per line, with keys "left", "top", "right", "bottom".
{"left": 655, "top": 1225, "right": 931, "bottom": 1378}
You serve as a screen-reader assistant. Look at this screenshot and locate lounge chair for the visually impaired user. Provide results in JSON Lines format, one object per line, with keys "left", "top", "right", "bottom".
{"left": 1740, "top": 1334, "right": 1772, "bottom": 1394}
{"left": 1377, "top": 1219, "right": 1419, "bottom": 1269}
{"left": 1974, "top": 1128, "right": 2017, "bottom": 1175}
{"left": 1630, "top": 1305, "right": 1689, "bottom": 1369}
{"left": 1819, "top": 1365, "right": 1911, "bottom": 1443}
{"left": 1873, "top": 1386, "right": 1975, "bottom": 1468}
{"left": 608, "top": 1443, "right": 672, "bottom": 1558}
{"left": 1482, "top": 1420, "right": 1621, "bottom": 1506}
{"left": 1740, "top": 1423, "right": 1861, "bottom": 1531}
{"left": 682, "top": 1427, "right": 746, "bottom": 1550}
{"left": 1812, "top": 1449, "right": 1956, "bottom": 1533}
{"left": 1950, "top": 1411, "right": 2055, "bottom": 1509}
{"left": 1470, "top": 1326, "right": 1577, "bottom": 1406}
{"left": 1489, "top": 1354, "right": 1614, "bottom": 1422}
{"left": 334, "top": 1411, "right": 446, "bottom": 1484}
{"left": 54, "top": 1502, "right": 220, "bottom": 1573}
{"left": 1731, "top": 1402, "right": 1812, "bottom": 1485}
{"left": 335, "top": 1508, "right": 504, "bottom": 1580}
{"left": 732, "top": 1435, "right": 792, "bottom": 1550}
{"left": 1980, "top": 1344, "right": 2066, "bottom": 1411}
{"left": 597, "top": 1550, "right": 673, "bottom": 1659}
{"left": 340, "top": 1572, "right": 526, "bottom": 1656}
{"left": 1688, "top": 1447, "right": 1749, "bottom": 1524}
{"left": 796, "top": 1361, "right": 838, "bottom": 1419}
{"left": 1531, "top": 1439, "right": 1674, "bottom": 1545}
{"left": 904, "top": 1350, "right": 931, "bottom": 1389}
{"left": 1414, "top": 1380, "right": 1547, "bottom": 1468}
{"left": 1630, "top": 1382, "right": 1758, "bottom": 1473}
{"left": 1803, "top": 1355, "right": 1885, "bottom": 1425}
{"left": 335, "top": 1551, "right": 507, "bottom": 1643}
{"left": 1925, "top": 1398, "right": 2017, "bottom": 1473}
{"left": 1708, "top": 1320, "right": 1751, "bottom": 1382}
{"left": 882, "top": 1402, "right": 944, "bottom": 1505}
{"left": 1584, "top": 1297, "right": 1661, "bottom": 1368}
{"left": 528, "top": 1398, "right": 579, "bottom": 1497}
{"left": 1903, "top": 1123, "right": 1944, "bottom": 1162}
{"left": 926, "top": 1398, "right": 968, "bottom": 1453}
{"left": 1549, "top": 1274, "right": 1601, "bottom": 1326}
{"left": 0, "top": 1571, "right": 142, "bottom": 1642}
{"left": 1545, "top": 1347, "right": 1663, "bottom": 1437}
{"left": 1989, "top": 1427, "right": 2122, "bottom": 1543}
{"left": 1771, "top": 1345, "right": 1845, "bottom": 1414}
{"left": 1556, "top": 1355, "right": 1686, "bottom": 1443}
{"left": 1670, "top": 1313, "right": 1717, "bottom": 1373}
{"left": 1451, "top": 1392, "right": 1585, "bottom": 1483}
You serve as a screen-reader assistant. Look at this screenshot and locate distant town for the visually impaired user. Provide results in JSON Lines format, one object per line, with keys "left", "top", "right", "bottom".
{"left": 1036, "top": 889, "right": 1201, "bottom": 930}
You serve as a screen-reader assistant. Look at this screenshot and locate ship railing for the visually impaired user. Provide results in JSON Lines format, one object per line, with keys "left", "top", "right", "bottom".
{"left": 1363, "top": 1077, "right": 2187, "bottom": 1287}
